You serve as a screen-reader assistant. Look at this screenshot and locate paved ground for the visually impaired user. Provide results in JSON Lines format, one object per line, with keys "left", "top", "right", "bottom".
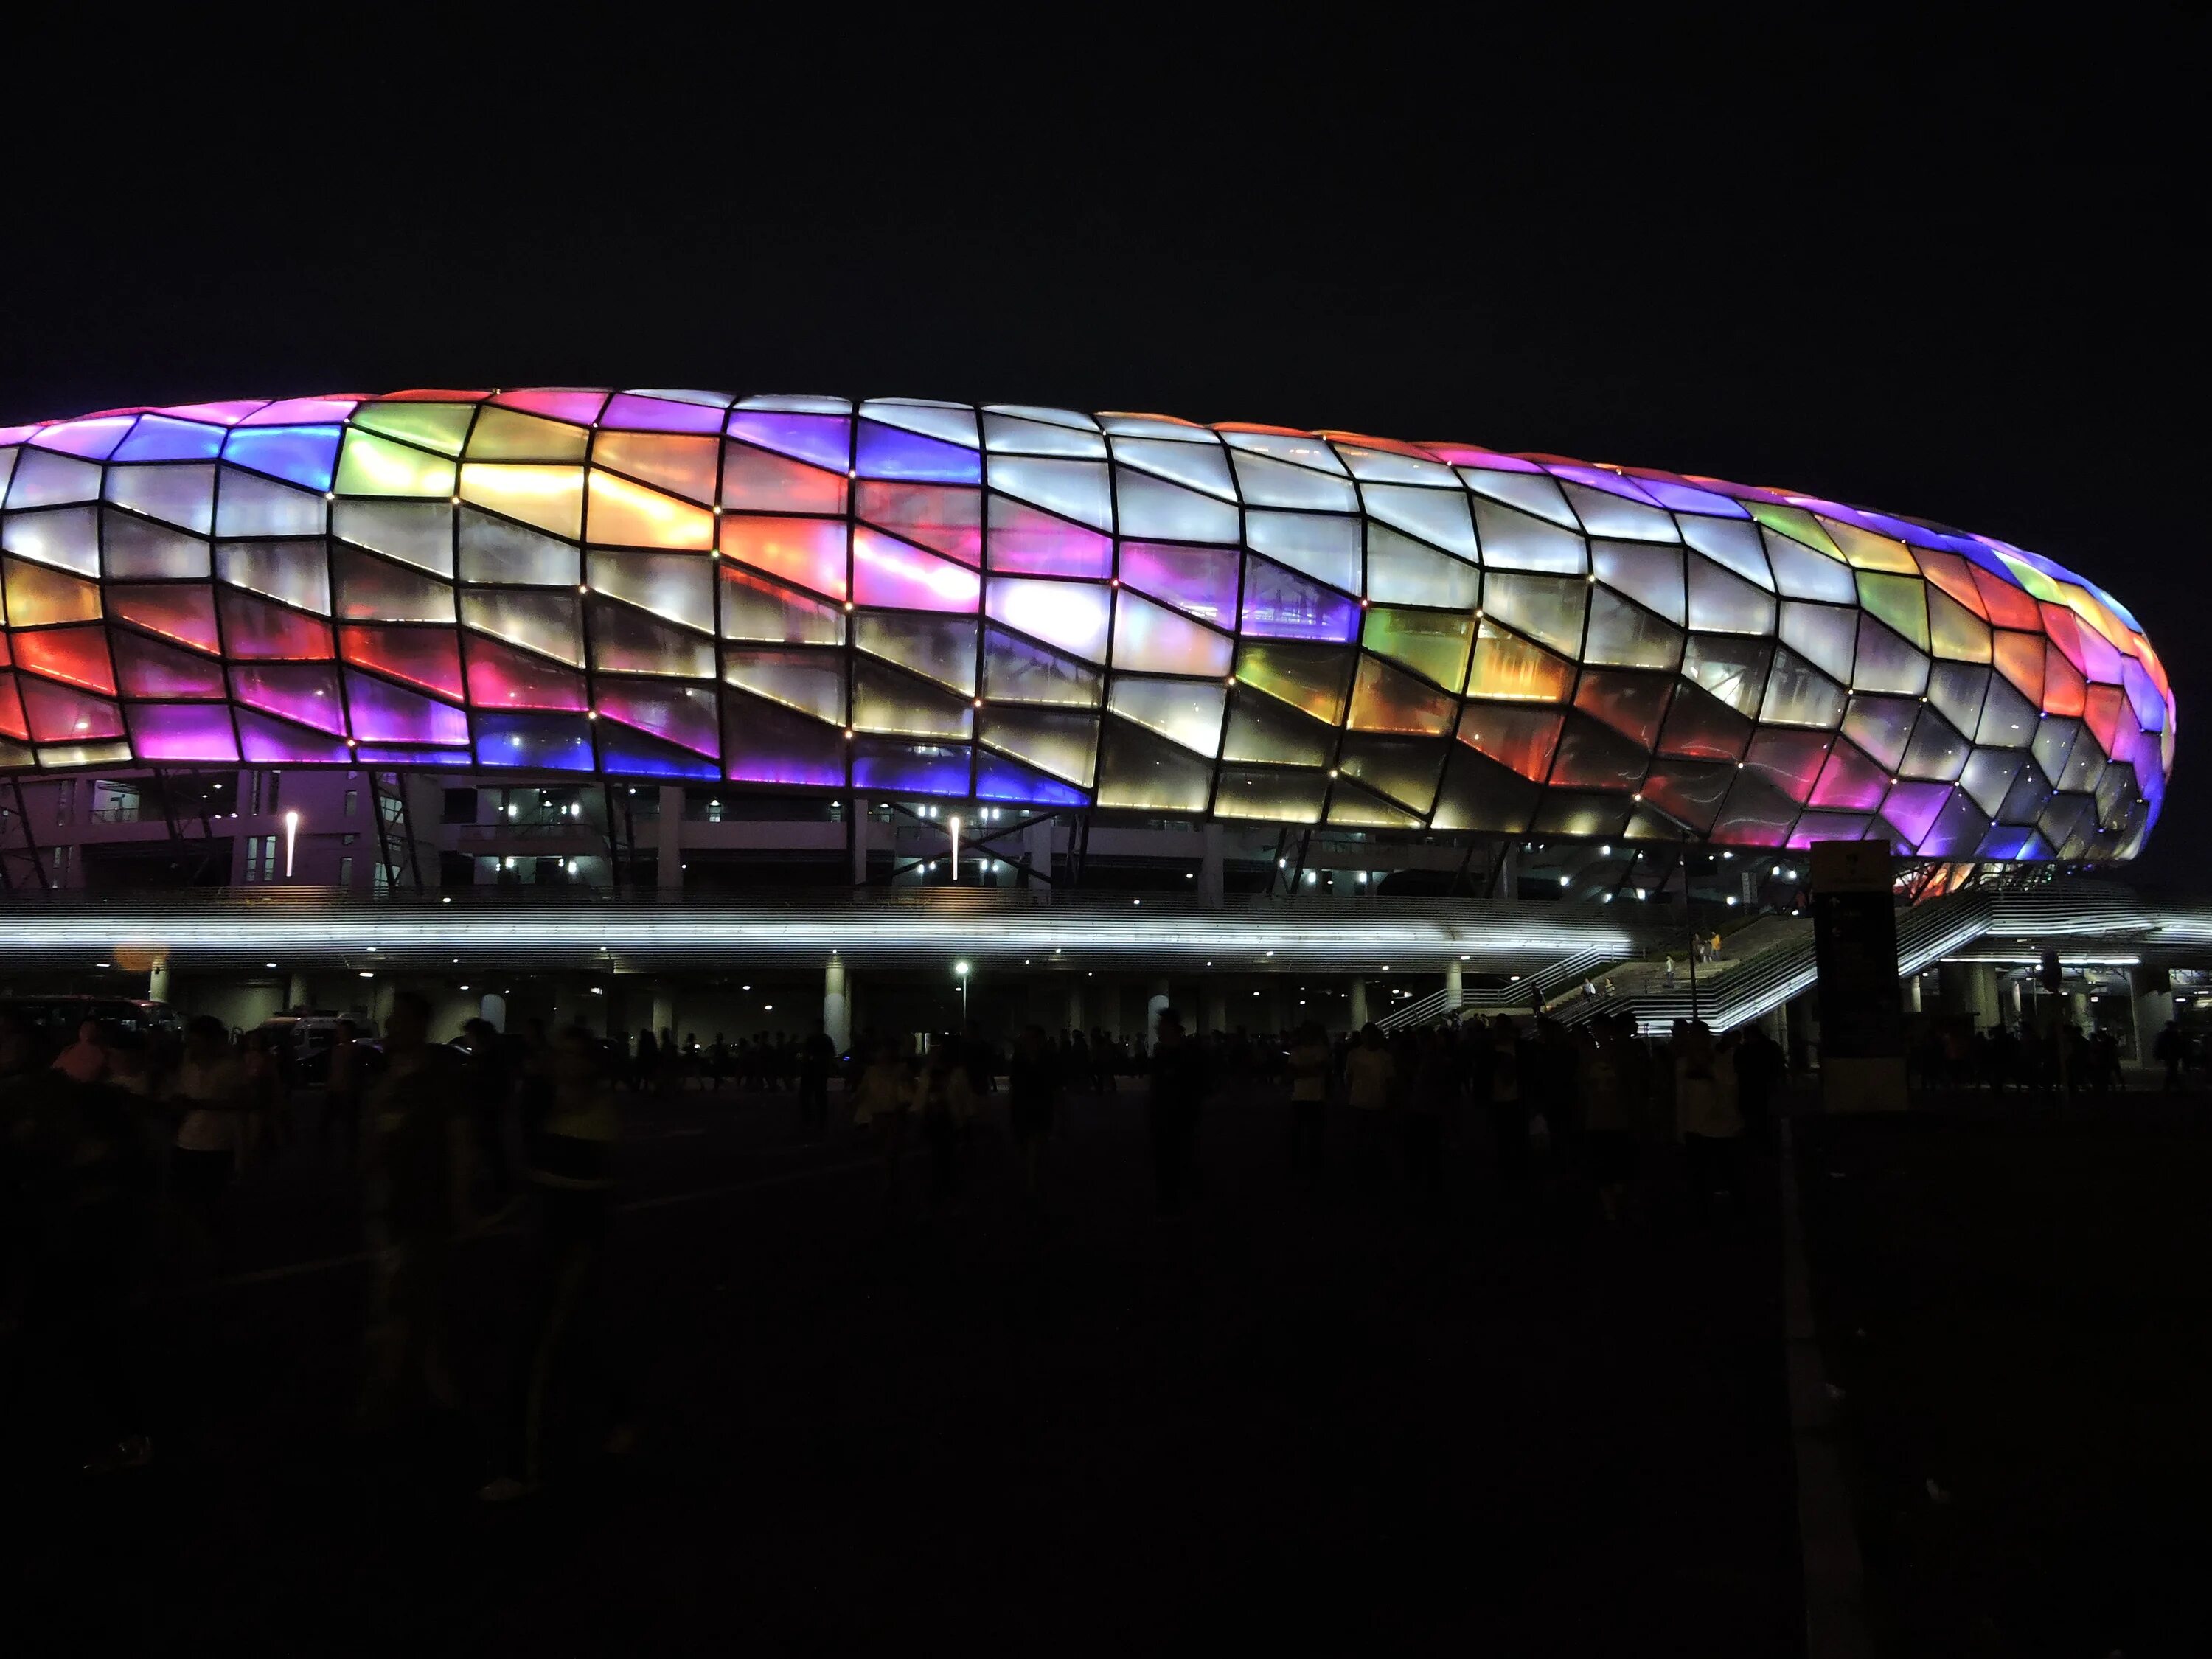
{"left": 14, "top": 1082, "right": 1801, "bottom": 1656}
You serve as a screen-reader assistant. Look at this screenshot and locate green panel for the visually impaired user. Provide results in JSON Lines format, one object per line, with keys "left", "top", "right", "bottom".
{"left": 1855, "top": 571, "right": 1930, "bottom": 651}
{"left": 1095, "top": 717, "right": 1213, "bottom": 813}
{"left": 1926, "top": 584, "right": 1992, "bottom": 663}
{"left": 1360, "top": 605, "right": 1472, "bottom": 690}
{"left": 352, "top": 401, "right": 477, "bottom": 457}
{"left": 1994, "top": 549, "right": 2063, "bottom": 603}
{"left": 335, "top": 429, "right": 459, "bottom": 498}
{"left": 1744, "top": 500, "right": 1843, "bottom": 557}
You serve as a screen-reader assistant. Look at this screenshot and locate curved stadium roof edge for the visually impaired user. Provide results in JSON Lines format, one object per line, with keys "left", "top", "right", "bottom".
{"left": 0, "top": 389, "right": 2174, "bottom": 863}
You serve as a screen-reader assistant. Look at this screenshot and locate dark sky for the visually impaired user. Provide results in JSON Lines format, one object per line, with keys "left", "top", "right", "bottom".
{"left": 4, "top": 17, "right": 2202, "bottom": 877}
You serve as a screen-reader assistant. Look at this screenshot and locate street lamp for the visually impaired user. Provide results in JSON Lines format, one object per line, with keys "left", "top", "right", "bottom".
{"left": 282, "top": 809, "right": 299, "bottom": 877}
{"left": 954, "top": 959, "right": 970, "bottom": 1023}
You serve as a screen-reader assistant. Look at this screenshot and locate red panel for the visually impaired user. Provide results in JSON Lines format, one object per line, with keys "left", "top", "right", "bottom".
{"left": 1572, "top": 669, "right": 1672, "bottom": 749}
{"left": 463, "top": 633, "right": 588, "bottom": 711}
{"left": 0, "top": 672, "right": 25, "bottom": 740}
{"left": 340, "top": 625, "right": 465, "bottom": 700}
{"left": 13, "top": 625, "right": 116, "bottom": 695}
{"left": 2084, "top": 683, "right": 2126, "bottom": 756}
{"left": 217, "top": 590, "right": 335, "bottom": 660}
{"left": 1990, "top": 629, "right": 2044, "bottom": 703}
{"left": 1454, "top": 703, "right": 1563, "bottom": 782}
{"left": 114, "top": 630, "right": 227, "bottom": 698}
{"left": 1969, "top": 565, "right": 2042, "bottom": 630}
{"left": 21, "top": 675, "right": 124, "bottom": 741}
{"left": 2042, "top": 642, "right": 2086, "bottom": 718}
{"left": 1914, "top": 549, "right": 1988, "bottom": 619}
{"left": 108, "top": 585, "right": 222, "bottom": 653}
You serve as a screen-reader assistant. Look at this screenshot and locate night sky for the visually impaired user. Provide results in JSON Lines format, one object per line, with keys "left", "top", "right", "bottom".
{"left": 4, "top": 18, "right": 2200, "bottom": 878}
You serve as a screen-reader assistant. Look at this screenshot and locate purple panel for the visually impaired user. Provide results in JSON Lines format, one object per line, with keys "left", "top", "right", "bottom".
{"left": 721, "top": 695, "right": 846, "bottom": 787}
{"left": 725, "top": 411, "right": 852, "bottom": 470}
{"left": 1627, "top": 475, "right": 1749, "bottom": 517}
{"left": 239, "top": 398, "right": 357, "bottom": 426}
{"left": 474, "top": 712, "right": 596, "bottom": 771}
{"left": 31, "top": 416, "right": 135, "bottom": 459}
{"left": 1544, "top": 464, "right": 1663, "bottom": 506}
{"left": 162, "top": 399, "right": 266, "bottom": 425}
{"left": 354, "top": 745, "right": 476, "bottom": 767}
{"left": 602, "top": 393, "right": 726, "bottom": 433}
{"left": 1787, "top": 811, "right": 1871, "bottom": 849}
{"left": 1239, "top": 556, "right": 1358, "bottom": 642}
{"left": 855, "top": 421, "right": 982, "bottom": 484}
{"left": 343, "top": 669, "right": 470, "bottom": 745}
{"left": 223, "top": 425, "right": 343, "bottom": 490}
{"left": 597, "top": 682, "right": 720, "bottom": 757}
{"left": 126, "top": 703, "right": 241, "bottom": 762}
{"left": 231, "top": 664, "right": 347, "bottom": 733}
{"left": 1809, "top": 742, "right": 1891, "bottom": 811}
{"left": 234, "top": 708, "right": 351, "bottom": 764}
{"left": 1118, "top": 541, "right": 1239, "bottom": 625}
{"left": 114, "top": 631, "right": 227, "bottom": 699}
{"left": 1880, "top": 781, "right": 1952, "bottom": 848}
{"left": 977, "top": 750, "right": 1089, "bottom": 807}
{"left": 850, "top": 739, "right": 970, "bottom": 795}
{"left": 113, "top": 414, "right": 226, "bottom": 462}
{"left": 987, "top": 497, "right": 1110, "bottom": 577}
{"left": 597, "top": 726, "right": 719, "bottom": 779}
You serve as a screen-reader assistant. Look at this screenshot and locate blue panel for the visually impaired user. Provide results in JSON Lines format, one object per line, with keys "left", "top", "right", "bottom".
{"left": 113, "top": 414, "right": 226, "bottom": 462}
{"left": 850, "top": 738, "right": 971, "bottom": 795}
{"left": 223, "top": 425, "right": 344, "bottom": 491}
{"left": 855, "top": 421, "right": 982, "bottom": 485}
{"left": 475, "top": 712, "right": 596, "bottom": 771}
{"left": 597, "top": 725, "right": 721, "bottom": 780}
{"left": 354, "top": 745, "right": 476, "bottom": 767}
{"left": 977, "top": 750, "right": 1089, "bottom": 807}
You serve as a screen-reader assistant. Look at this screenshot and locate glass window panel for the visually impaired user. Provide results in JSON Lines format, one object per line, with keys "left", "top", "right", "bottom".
{"left": 1656, "top": 684, "right": 1753, "bottom": 761}
{"left": 1778, "top": 601, "right": 1857, "bottom": 683}
{"left": 981, "top": 705, "right": 1098, "bottom": 785}
{"left": 1430, "top": 745, "right": 1541, "bottom": 834}
{"left": 1096, "top": 717, "right": 1214, "bottom": 813}
{"left": 1975, "top": 675, "right": 2039, "bottom": 748}
{"left": 715, "top": 442, "right": 847, "bottom": 515}
{"left": 985, "top": 456, "right": 1112, "bottom": 529}
{"left": 457, "top": 463, "right": 585, "bottom": 539}
{"left": 981, "top": 413, "right": 1107, "bottom": 458}
{"left": 1455, "top": 703, "right": 1564, "bottom": 782}
{"left": 1679, "top": 514, "right": 1773, "bottom": 589}
{"left": 852, "top": 527, "right": 978, "bottom": 612}
{"left": 1112, "top": 590, "right": 1234, "bottom": 677}
{"left": 101, "top": 513, "right": 209, "bottom": 580}
{"left": 1573, "top": 669, "right": 1672, "bottom": 748}
{"left": 1360, "top": 484, "right": 1477, "bottom": 557}
{"left": 591, "top": 431, "right": 718, "bottom": 505}
{"left": 1684, "top": 552, "right": 1773, "bottom": 633}
{"left": 126, "top": 703, "right": 240, "bottom": 763}
{"left": 587, "top": 549, "right": 713, "bottom": 630}
{"left": 986, "top": 577, "right": 1111, "bottom": 661}
{"left": 218, "top": 540, "right": 330, "bottom": 614}
{"left": 2041, "top": 642, "right": 2087, "bottom": 717}
{"left": 1761, "top": 527, "right": 1857, "bottom": 602}
{"left": 2001, "top": 765, "right": 2057, "bottom": 824}
{"left": 334, "top": 430, "right": 456, "bottom": 499}
{"left": 338, "top": 625, "right": 465, "bottom": 700}
{"left": 1332, "top": 440, "right": 1455, "bottom": 487}
{"left": 462, "top": 589, "right": 582, "bottom": 666}
{"left": 1336, "top": 734, "right": 1447, "bottom": 813}
{"left": 722, "top": 647, "right": 846, "bottom": 724}
{"left": 1243, "top": 509, "right": 1361, "bottom": 591}
{"left": 1969, "top": 564, "right": 2043, "bottom": 630}
{"left": 1111, "top": 435, "right": 1235, "bottom": 501}
{"left": 860, "top": 400, "right": 978, "bottom": 448}
{"left": 589, "top": 600, "right": 714, "bottom": 678}
{"left": 1467, "top": 619, "right": 1573, "bottom": 702}
{"left": 331, "top": 546, "right": 455, "bottom": 622}
{"left": 719, "top": 565, "right": 845, "bottom": 647}
{"left": 1361, "top": 605, "right": 1472, "bottom": 689}
{"left": 458, "top": 508, "right": 578, "bottom": 586}
{"left": 1899, "top": 710, "right": 1972, "bottom": 781}
{"left": 1459, "top": 465, "right": 1579, "bottom": 528}
{"left": 720, "top": 692, "right": 846, "bottom": 789}
{"left": 722, "top": 515, "right": 849, "bottom": 602}
{"left": 105, "top": 462, "right": 216, "bottom": 534}
{"left": 725, "top": 411, "right": 852, "bottom": 470}
{"left": 986, "top": 494, "right": 1110, "bottom": 577}
{"left": 602, "top": 392, "right": 728, "bottom": 434}
{"left": 4, "top": 448, "right": 102, "bottom": 507}
{"left": 1113, "top": 467, "right": 1239, "bottom": 542}
{"left": 1234, "top": 640, "right": 1352, "bottom": 726}
{"left": 585, "top": 470, "right": 713, "bottom": 549}
{"left": 4, "top": 556, "right": 100, "bottom": 625}
{"left": 465, "top": 407, "right": 590, "bottom": 462}
{"left": 2037, "top": 795, "right": 2094, "bottom": 855}
{"left": 109, "top": 584, "right": 220, "bottom": 653}
{"left": 1926, "top": 661, "right": 1990, "bottom": 738}
{"left": 1326, "top": 779, "right": 1425, "bottom": 829}
{"left": 1212, "top": 768, "right": 1326, "bottom": 824}
{"left": 1743, "top": 728, "right": 1832, "bottom": 801}
{"left": 1480, "top": 572, "right": 1586, "bottom": 657}
{"left": 1851, "top": 616, "right": 1929, "bottom": 695}
{"left": 1558, "top": 480, "right": 1677, "bottom": 542}
{"left": 3, "top": 504, "right": 100, "bottom": 574}
{"left": 1915, "top": 549, "right": 1988, "bottom": 619}
{"left": 1591, "top": 539, "right": 1685, "bottom": 626}
{"left": 230, "top": 664, "right": 346, "bottom": 734}
{"left": 113, "top": 415, "right": 226, "bottom": 464}
{"left": 1347, "top": 655, "right": 1455, "bottom": 735}
{"left": 1856, "top": 571, "right": 1930, "bottom": 651}
{"left": 1365, "top": 524, "right": 1478, "bottom": 608}
{"left": 855, "top": 612, "right": 975, "bottom": 694}
{"left": 0, "top": 678, "right": 22, "bottom": 742}
{"left": 1117, "top": 540, "right": 1238, "bottom": 625}
{"left": 1746, "top": 501, "right": 1843, "bottom": 557}
{"left": 1958, "top": 748, "right": 2020, "bottom": 815}
{"left": 333, "top": 498, "right": 453, "bottom": 577}
{"left": 595, "top": 723, "right": 720, "bottom": 781}
{"left": 858, "top": 481, "right": 981, "bottom": 566}
{"left": 1472, "top": 498, "right": 1585, "bottom": 574}
{"left": 1842, "top": 695, "right": 1920, "bottom": 771}
{"left": 351, "top": 400, "right": 474, "bottom": 456}
{"left": 1682, "top": 634, "right": 1774, "bottom": 717}
{"left": 1759, "top": 648, "right": 1847, "bottom": 728}
{"left": 849, "top": 738, "right": 972, "bottom": 795}
{"left": 1710, "top": 771, "right": 1801, "bottom": 847}
{"left": 1818, "top": 516, "right": 1919, "bottom": 574}
{"left": 1222, "top": 690, "right": 1336, "bottom": 767}
{"left": 473, "top": 711, "right": 596, "bottom": 773}
{"left": 217, "top": 591, "right": 332, "bottom": 661}
{"left": 1582, "top": 585, "right": 1683, "bottom": 672}
{"left": 1220, "top": 429, "right": 1349, "bottom": 473}
{"left": 855, "top": 421, "right": 981, "bottom": 485}
{"left": 464, "top": 634, "right": 587, "bottom": 710}
{"left": 981, "top": 625, "right": 1102, "bottom": 708}
{"left": 1640, "top": 760, "right": 1736, "bottom": 832}
{"left": 1240, "top": 555, "right": 1357, "bottom": 642}
{"left": 975, "top": 751, "right": 1090, "bottom": 807}
{"left": 212, "top": 470, "right": 326, "bottom": 537}
{"left": 115, "top": 630, "right": 226, "bottom": 698}
{"left": 21, "top": 677, "right": 123, "bottom": 741}
{"left": 1785, "top": 811, "right": 1874, "bottom": 849}
{"left": 1230, "top": 451, "right": 1357, "bottom": 512}
{"left": 344, "top": 669, "right": 470, "bottom": 746}
{"left": 596, "top": 681, "right": 720, "bottom": 758}
{"left": 1107, "top": 675, "right": 1225, "bottom": 754}
{"left": 1810, "top": 741, "right": 1891, "bottom": 810}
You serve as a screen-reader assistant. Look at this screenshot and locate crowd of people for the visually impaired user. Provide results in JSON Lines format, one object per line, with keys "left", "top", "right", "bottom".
{"left": 1907, "top": 1016, "right": 2202, "bottom": 1098}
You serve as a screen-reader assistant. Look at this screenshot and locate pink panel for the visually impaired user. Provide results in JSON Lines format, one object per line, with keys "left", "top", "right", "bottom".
{"left": 602, "top": 393, "right": 726, "bottom": 433}
{"left": 234, "top": 709, "right": 351, "bottom": 764}
{"left": 217, "top": 591, "right": 335, "bottom": 660}
{"left": 464, "top": 634, "right": 588, "bottom": 710}
{"left": 13, "top": 627, "right": 116, "bottom": 695}
{"left": 230, "top": 664, "right": 347, "bottom": 733}
{"left": 29, "top": 416, "right": 134, "bottom": 459}
{"left": 1880, "top": 781, "right": 1952, "bottom": 847}
{"left": 21, "top": 676, "right": 125, "bottom": 741}
{"left": 858, "top": 481, "right": 983, "bottom": 566}
{"left": 719, "top": 515, "right": 849, "bottom": 601}
{"left": 1809, "top": 743, "right": 1891, "bottom": 811}
{"left": 491, "top": 388, "right": 608, "bottom": 424}
{"left": 338, "top": 625, "right": 466, "bottom": 700}
{"left": 988, "top": 497, "right": 1113, "bottom": 577}
{"left": 108, "top": 585, "right": 222, "bottom": 654}
{"left": 240, "top": 397, "right": 359, "bottom": 426}
{"left": 0, "top": 672, "right": 24, "bottom": 740}
{"left": 128, "top": 703, "right": 241, "bottom": 762}
{"left": 852, "top": 527, "right": 981, "bottom": 612}
{"left": 159, "top": 400, "right": 265, "bottom": 426}
{"left": 114, "top": 630, "right": 226, "bottom": 698}
{"left": 344, "top": 669, "right": 470, "bottom": 745}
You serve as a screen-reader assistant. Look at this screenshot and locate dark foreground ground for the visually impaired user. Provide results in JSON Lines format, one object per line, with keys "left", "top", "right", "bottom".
{"left": 13, "top": 1084, "right": 1801, "bottom": 1657}
{"left": 1801, "top": 1096, "right": 2212, "bottom": 1658}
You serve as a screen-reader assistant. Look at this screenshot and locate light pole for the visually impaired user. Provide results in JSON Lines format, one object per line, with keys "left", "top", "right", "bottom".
{"left": 955, "top": 959, "right": 970, "bottom": 1025}
{"left": 282, "top": 809, "right": 299, "bottom": 878}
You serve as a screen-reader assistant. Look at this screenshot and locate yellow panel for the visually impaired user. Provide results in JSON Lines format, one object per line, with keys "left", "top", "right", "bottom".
{"left": 4, "top": 556, "right": 101, "bottom": 625}
{"left": 351, "top": 401, "right": 476, "bottom": 456}
{"left": 594, "top": 431, "right": 719, "bottom": 504}
{"left": 1348, "top": 655, "right": 1454, "bottom": 734}
{"left": 585, "top": 470, "right": 714, "bottom": 549}
{"left": 335, "top": 430, "right": 457, "bottom": 498}
{"left": 1465, "top": 619, "right": 1573, "bottom": 700}
{"left": 465, "top": 407, "right": 591, "bottom": 462}
{"left": 459, "top": 465, "right": 585, "bottom": 539}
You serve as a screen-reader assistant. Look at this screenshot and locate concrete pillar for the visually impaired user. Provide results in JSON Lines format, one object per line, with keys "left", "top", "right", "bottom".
{"left": 657, "top": 785, "right": 684, "bottom": 891}
{"left": 2129, "top": 966, "right": 2172, "bottom": 1068}
{"left": 1444, "top": 959, "right": 1463, "bottom": 1016}
{"left": 480, "top": 992, "right": 507, "bottom": 1032}
{"left": 851, "top": 796, "right": 871, "bottom": 886}
{"left": 1023, "top": 815, "right": 1053, "bottom": 902}
{"left": 651, "top": 981, "right": 675, "bottom": 1038}
{"left": 1198, "top": 823, "right": 1225, "bottom": 908}
{"left": 1905, "top": 973, "right": 1923, "bottom": 1014}
{"left": 1203, "top": 981, "right": 1228, "bottom": 1036}
{"left": 285, "top": 971, "right": 308, "bottom": 1011}
{"left": 1144, "top": 976, "right": 1171, "bottom": 1055}
{"left": 1349, "top": 978, "right": 1369, "bottom": 1030}
{"left": 149, "top": 956, "right": 171, "bottom": 1004}
{"left": 1497, "top": 844, "right": 1519, "bottom": 900}
{"left": 824, "top": 956, "right": 850, "bottom": 1055}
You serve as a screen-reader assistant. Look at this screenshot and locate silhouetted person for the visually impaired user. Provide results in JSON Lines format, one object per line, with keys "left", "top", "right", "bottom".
{"left": 459, "top": 1017, "right": 518, "bottom": 1217}
{"left": 324, "top": 1017, "right": 365, "bottom": 1164}
{"left": 1286, "top": 1022, "right": 1331, "bottom": 1175}
{"left": 1732, "top": 1022, "right": 1785, "bottom": 1151}
{"left": 2156, "top": 1020, "right": 2186, "bottom": 1093}
{"left": 1404, "top": 1026, "right": 1457, "bottom": 1206}
{"left": 1007, "top": 1025, "right": 1060, "bottom": 1194}
{"left": 799, "top": 1020, "right": 834, "bottom": 1136}
{"left": 911, "top": 1037, "right": 974, "bottom": 1205}
{"left": 1344, "top": 1023, "right": 1395, "bottom": 1199}
{"left": 1675, "top": 1021, "right": 1744, "bottom": 1218}
{"left": 1484, "top": 1015, "right": 1530, "bottom": 1193}
{"left": 1147, "top": 1008, "right": 1207, "bottom": 1213}
{"left": 52, "top": 1018, "right": 108, "bottom": 1085}
{"left": 633, "top": 1026, "right": 658, "bottom": 1093}
{"left": 167, "top": 1015, "right": 246, "bottom": 1256}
